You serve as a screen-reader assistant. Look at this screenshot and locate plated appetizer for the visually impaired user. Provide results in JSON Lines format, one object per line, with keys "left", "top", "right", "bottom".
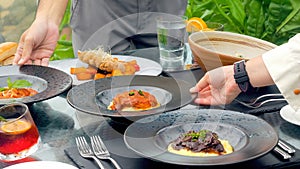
{"left": 0, "top": 78, "right": 38, "bottom": 99}
{"left": 168, "top": 130, "right": 233, "bottom": 157}
{"left": 108, "top": 89, "right": 160, "bottom": 111}
{"left": 70, "top": 47, "right": 140, "bottom": 80}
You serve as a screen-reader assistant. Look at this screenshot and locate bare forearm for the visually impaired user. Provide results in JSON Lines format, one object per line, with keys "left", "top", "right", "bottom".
{"left": 36, "top": 0, "right": 69, "bottom": 26}
{"left": 246, "top": 56, "right": 274, "bottom": 87}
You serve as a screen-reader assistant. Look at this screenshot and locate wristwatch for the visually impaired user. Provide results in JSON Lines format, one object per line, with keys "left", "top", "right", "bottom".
{"left": 233, "top": 60, "right": 253, "bottom": 92}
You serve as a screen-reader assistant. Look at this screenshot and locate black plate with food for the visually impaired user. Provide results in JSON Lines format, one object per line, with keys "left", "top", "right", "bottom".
{"left": 124, "top": 109, "right": 278, "bottom": 166}
{"left": 67, "top": 75, "right": 196, "bottom": 122}
{"left": 0, "top": 65, "right": 72, "bottom": 105}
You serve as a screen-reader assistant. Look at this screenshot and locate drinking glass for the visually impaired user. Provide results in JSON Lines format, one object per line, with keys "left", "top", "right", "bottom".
{"left": 0, "top": 103, "right": 41, "bottom": 161}
{"left": 157, "top": 15, "right": 187, "bottom": 71}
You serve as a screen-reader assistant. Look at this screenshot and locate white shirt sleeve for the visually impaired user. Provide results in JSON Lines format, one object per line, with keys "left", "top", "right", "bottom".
{"left": 262, "top": 33, "right": 300, "bottom": 111}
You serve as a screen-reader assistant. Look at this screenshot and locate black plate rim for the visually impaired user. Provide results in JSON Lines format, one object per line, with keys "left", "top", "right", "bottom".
{"left": 123, "top": 109, "right": 278, "bottom": 166}
{"left": 0, "top": 65, "right": 72, "bottom": 105}
{"left": 67, "top": 75, "right": 197, "bottom": 118}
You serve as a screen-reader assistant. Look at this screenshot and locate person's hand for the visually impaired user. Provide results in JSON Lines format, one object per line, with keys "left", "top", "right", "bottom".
{"left": 190, "top": 65, "right": 241, "bottom": 105}
{"left": 13, "top": 19, "right": 59, "bottom": 66}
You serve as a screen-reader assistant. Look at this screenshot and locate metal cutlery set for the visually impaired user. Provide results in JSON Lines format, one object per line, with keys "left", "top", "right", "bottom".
{"left": 235, "top": 93, "right": 296, "bottom": 160}
{"left": 234, "top": 93, "right": 286, "bottom": 109}
{"left": 75, "top": 94, "right": 295, "bottom": 167}
{"left": 76, "top": 135, "right": 121, "bottom": 169}
{"left": 273, "top": 140, "right": 296, "bottom": 160}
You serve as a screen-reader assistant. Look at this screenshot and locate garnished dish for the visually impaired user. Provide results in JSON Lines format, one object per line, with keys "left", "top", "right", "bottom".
{"left": 70, "top": 47, "right": 140, "bottom": 80}
{"left": 108, "top": 89, "right": 160, "bottom": 111}
{"left": 168, "top": 130, "right": 233, "bottom": 157}
{"left": 0, "top": 78, "right": 38, "bottom": 99}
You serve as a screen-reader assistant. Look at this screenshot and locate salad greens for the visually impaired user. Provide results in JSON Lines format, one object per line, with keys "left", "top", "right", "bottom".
{"left": 0, "top": 78, "right": 32, "bottom": 91}
{"left": 185, "top": 0, "right": 300, "bottom": 45}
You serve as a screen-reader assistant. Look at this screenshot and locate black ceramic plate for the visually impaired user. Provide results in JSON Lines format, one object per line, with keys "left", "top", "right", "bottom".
{"left": 67, "top": 75, "right": 196, "bottom": 120}
{"left": 124, "top": 109, "right": 278, "bottom": 166}
{"left": 0, "top": 65, "right": 72, "bottom": 105}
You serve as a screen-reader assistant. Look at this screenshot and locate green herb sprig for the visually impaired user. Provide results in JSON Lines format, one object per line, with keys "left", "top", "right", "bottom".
{"left": 0, "top": 77, "right": 33, "bottom": 91}
{"left": 185, "top": 130, "right": 209, "bottom": 141}
{"left": 0, "top": 116, "right": 7, "bottom": 122}
{"left": 129, "top": 91, "right": 135, "bottom": 96}
{"left": 138, "top": 90, "right": 144, "bottom": 96}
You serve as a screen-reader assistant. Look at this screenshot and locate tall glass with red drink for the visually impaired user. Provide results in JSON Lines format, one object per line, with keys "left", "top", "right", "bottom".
{"left": 0, "top": 103, "right": 41, "bottom": 161}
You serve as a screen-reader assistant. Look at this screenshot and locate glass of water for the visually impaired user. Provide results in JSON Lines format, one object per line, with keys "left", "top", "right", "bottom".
{"left": 157, "top": 15, "right": 187, "bottom": 71}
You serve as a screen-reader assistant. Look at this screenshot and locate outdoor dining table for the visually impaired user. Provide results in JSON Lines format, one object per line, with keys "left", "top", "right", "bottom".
{"left": 1, "top": 47, "right": 300, "bottom": 169}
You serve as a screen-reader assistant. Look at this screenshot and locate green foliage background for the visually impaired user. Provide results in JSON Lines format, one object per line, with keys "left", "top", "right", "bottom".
{"left": 51, "top": 0, "right": 74, "bottom": 61}
{"left": 52, "top": 0, "right": 300, "bottom": 60}
{"left": 186, "top": 0, "right": 300, "bottom": 45}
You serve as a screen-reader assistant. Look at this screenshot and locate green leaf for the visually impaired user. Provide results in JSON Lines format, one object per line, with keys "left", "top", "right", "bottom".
{"left": 11, "top": 80, "right": 32, "bottom": 89}
{"left": 186, "top": 0, "right": 298, "bottom": 45}
{"left": 0, "top": 116, "right": 7, "bottom": 122}
{"left": 227, "top": 0, "right": 246, "bottom": 27}
{"left": 57, "top": 40, "right": 73, "bottom": 46}
{"left": 138, "top": 90, "right": 144, "bottom": 96}
{"left": 2, "top": 77, "right": 32, "bottom": 90}
{"left": 244, "top": 0, "right": 266, "bottom": 38}
{"left": 7, "top": 77, "right": 13, "bottom": 89}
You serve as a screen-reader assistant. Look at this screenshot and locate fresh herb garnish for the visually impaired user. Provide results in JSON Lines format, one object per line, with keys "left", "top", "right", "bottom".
{"left": 0, "top": 116, "right": 7, "bottom": 122}
{"left": 129, "top": 91, "right": 135, "bottom": 96}
{"left": 0, "top": 77, "right": 32, "bottom": 91}
{"left": 138, "top": 90, "right": 144, "bottom": 96}
{"left": 185, "top": 130, "right": 209, "bottom": 141}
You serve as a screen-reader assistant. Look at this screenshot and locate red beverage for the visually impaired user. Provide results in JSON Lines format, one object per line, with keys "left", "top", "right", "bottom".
{"left": 0, "top": 119, "right": 40, "bottom": 154}
{"left": 0, "top": 103, "right": 41, "bottom": 161}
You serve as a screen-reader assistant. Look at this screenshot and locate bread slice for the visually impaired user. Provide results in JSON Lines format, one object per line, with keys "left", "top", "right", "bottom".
{"left": 2, "top": 55, "right": 15, "bottom": 66}
{"left": 0, "top": 42, "right": 18, "bottom": 62}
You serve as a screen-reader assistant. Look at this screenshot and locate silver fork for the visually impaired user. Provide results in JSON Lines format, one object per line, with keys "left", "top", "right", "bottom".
{"left": 234, "top": 97, "right": 286, "bottom": 109}
{"left": 75, "top": 136, "right": 105, "bottom": 169}
{"left": 241, "top": 93, "right": 284, "bottom": 106}
{"left": 91, "top": 135, "right": 122, "bottom": 169}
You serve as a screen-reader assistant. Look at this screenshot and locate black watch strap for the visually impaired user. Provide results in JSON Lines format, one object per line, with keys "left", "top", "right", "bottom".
{"left": 233, "top": 60, "right": 252, "bottom": 92}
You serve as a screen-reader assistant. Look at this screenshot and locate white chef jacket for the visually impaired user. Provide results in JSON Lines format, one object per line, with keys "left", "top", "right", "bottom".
{"left": 70, "top": 0, "right": 187, "bottom": 55}
{"left": 263, "top": 33, "right": 300, "bottom": 111}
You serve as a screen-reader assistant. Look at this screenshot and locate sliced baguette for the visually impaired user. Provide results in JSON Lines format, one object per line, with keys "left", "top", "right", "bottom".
{"left": 0, "top": 42, "right": 18, "bottom": 62}
{"left": 2, "top": 55, "right": 15, "bottom": 66}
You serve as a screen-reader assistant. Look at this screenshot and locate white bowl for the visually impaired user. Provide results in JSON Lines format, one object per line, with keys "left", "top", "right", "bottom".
{"left": 188, "top": 31, "right": 277, "bottom": 71}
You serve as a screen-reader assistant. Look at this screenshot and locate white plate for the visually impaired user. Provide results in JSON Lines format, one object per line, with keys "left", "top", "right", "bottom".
{"left": 49, "top": 55, "right": 162, "bottom": 85}
{"left": 280, "top": 105, "right": 300, "bottom": 126}
{"left": 4, "top": 161, "right": 78, "bottom": 169}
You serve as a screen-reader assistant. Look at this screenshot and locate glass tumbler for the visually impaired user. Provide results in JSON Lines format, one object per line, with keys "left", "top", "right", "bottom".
{"left": 157, "top": 15, "right": 188, "bottom": 71}
{"left": 0, "top": 103, "right": 41, "bottom": 161}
